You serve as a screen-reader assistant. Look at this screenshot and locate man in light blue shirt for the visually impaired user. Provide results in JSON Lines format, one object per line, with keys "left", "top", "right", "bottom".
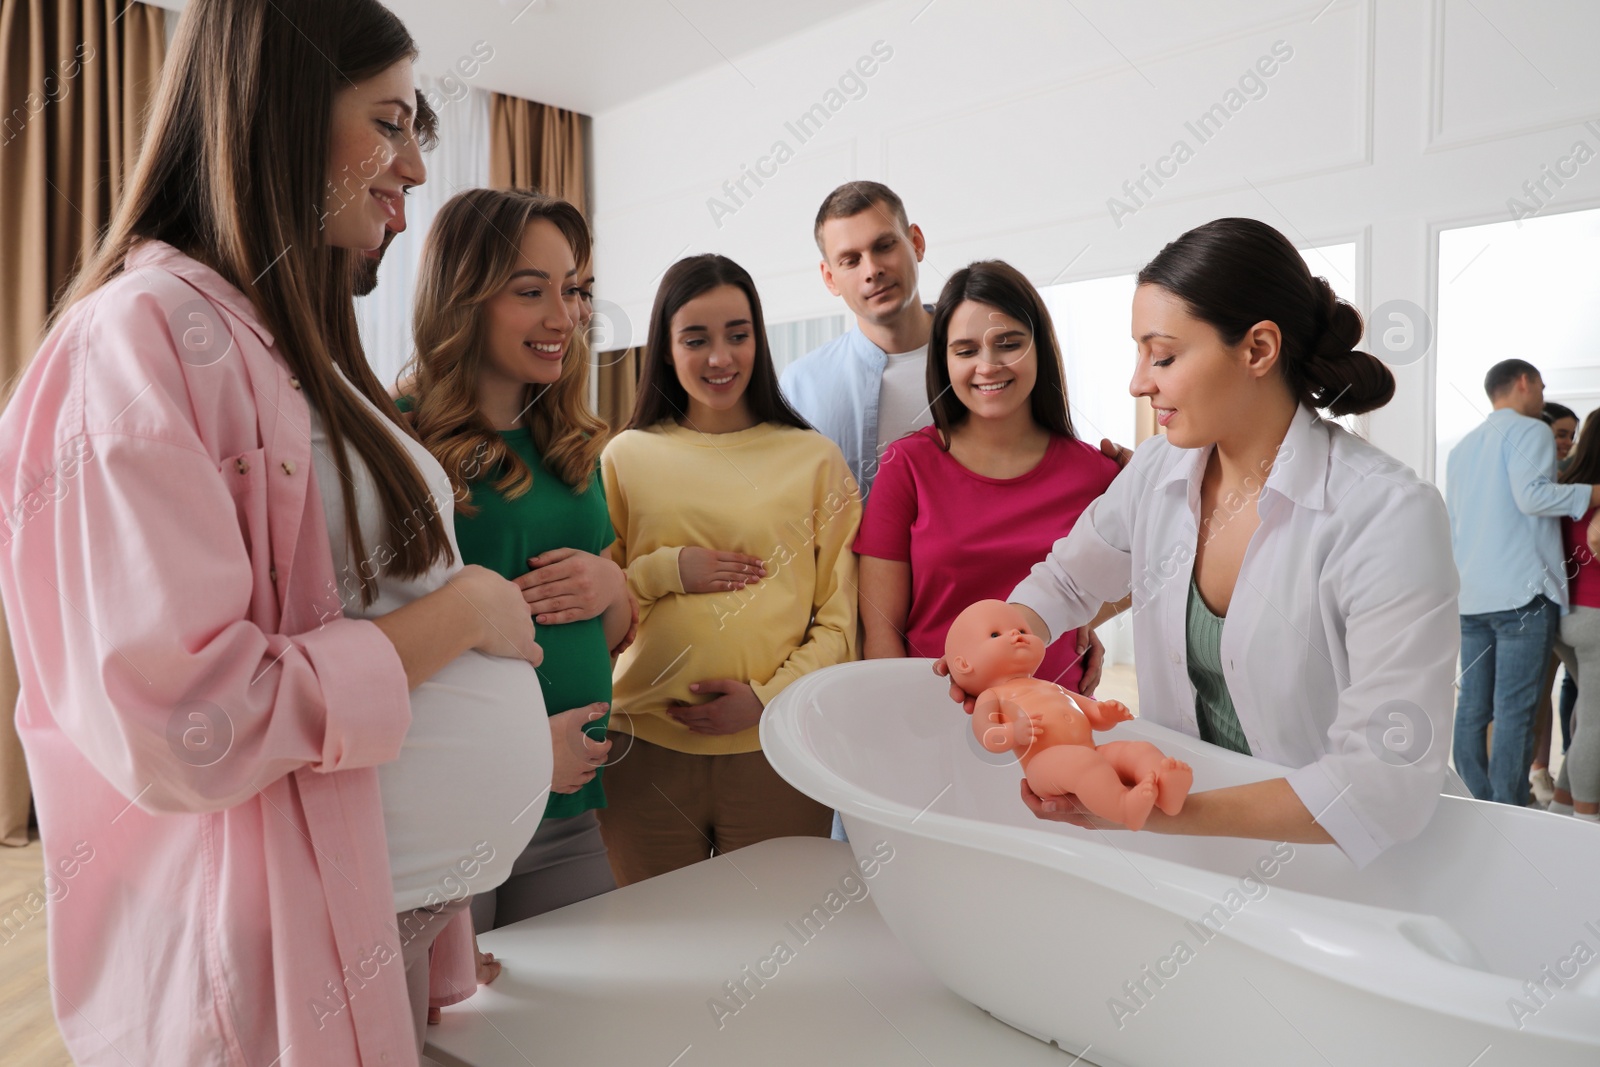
{"left": 1447, "top": 359, "right": 1600, "bottom": 806}
{"left": 779, "top": 181, "right": 935, "bottom": 498}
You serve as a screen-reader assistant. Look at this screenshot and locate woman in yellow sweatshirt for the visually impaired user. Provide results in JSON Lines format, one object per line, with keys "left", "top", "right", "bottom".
{"left": 599, "top": 254, "right": 861, "bottom": 885}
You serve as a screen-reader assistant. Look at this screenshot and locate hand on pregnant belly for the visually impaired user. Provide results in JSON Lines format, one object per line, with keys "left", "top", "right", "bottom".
{"left": 550, "top": 702, "right": 611, "bottom": 793}
{"left": 518, "top": 548, "right": 627, "bottom": 624}
{"left": 678, "top": 546, "right": 766, "bottom": 594}
{"left": 667, "top": 679, "right": 763, "bottom": 735}
{"left": 453, "top": 565, "right": 544, "bottom": 666}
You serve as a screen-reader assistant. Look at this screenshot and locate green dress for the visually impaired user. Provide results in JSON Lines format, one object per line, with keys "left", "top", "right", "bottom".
{"left": 1186, "top": 575, "right": 1251, "bottom": 756}
{"left": 401, "top": 401, "right": 616, "bottom": 820}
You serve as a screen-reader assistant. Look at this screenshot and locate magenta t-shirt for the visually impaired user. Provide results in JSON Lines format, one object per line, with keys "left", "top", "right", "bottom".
{"left": 854, "top": 426, "right": 1120, "bottom": 689}
{"left": 1564, "top": 507, "right": 1600, "bottom": 609}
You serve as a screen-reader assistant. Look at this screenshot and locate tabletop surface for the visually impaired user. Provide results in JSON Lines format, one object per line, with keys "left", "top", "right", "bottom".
{"left": 426, "top": 837, "right": 1086, "bottom": 1066}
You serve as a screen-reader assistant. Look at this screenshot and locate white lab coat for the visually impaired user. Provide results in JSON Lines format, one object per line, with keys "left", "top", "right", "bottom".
{"left": 1011, "top": 404, "right": 1460, "bottom": 868}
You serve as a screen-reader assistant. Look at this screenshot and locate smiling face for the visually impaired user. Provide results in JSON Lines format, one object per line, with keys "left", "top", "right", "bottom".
{"left": 323, "top": 59, "right": 424, "bottom": 251}
{"left": 945, "top": 300, "right": 1038, "bottom": 424}
{"left": 945, "top": 600, "right": 1046, "bottom": 690}
{"left": 669, "top": 284, "right": 758, "bottom": 429}
{"left": 1553, "top": 415, "right": 1579, "bottom": 460}
{"left": 478, "top": 218, "right": 582, "bottom": 399}
{"left": 818, "top": 206, "right": 925, "bottom": 331}
{"left": 1128, "top": 283, "right": 1281, "bottom": 450}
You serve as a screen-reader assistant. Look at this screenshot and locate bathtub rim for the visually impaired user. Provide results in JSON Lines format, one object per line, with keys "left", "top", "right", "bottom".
{"left": 761, "top": 660, "right": 1600, "bottom": 1045}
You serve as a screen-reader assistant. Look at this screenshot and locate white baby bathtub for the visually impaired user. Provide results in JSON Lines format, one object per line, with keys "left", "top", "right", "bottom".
{"left": 761, "top": 660, "right": 1600, "bottom": 1067}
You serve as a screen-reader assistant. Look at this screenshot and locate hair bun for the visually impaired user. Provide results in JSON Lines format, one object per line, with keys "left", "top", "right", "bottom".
{"left": 1312, "top": 282, "right": 1364, "bottom": 357}
{"left": 1299, "top": 278, "right": 1394, "bottom": 416}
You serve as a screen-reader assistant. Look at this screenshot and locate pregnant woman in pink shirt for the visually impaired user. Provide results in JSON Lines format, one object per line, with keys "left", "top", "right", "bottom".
{"left": 856, "top": 260, "right": 1121, "bottom": 690}
{"left": 0, "top": 2, "right": 539, "bottom": 1064}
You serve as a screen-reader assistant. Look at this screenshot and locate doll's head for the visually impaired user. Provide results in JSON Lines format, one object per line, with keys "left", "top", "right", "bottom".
{"left": 943, "top": 599, "right": 1046, "bottom": 693}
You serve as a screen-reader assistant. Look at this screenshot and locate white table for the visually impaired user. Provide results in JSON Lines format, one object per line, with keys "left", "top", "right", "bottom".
{"left": 427, "top": 837, "right": 1084, "bottom": 1066}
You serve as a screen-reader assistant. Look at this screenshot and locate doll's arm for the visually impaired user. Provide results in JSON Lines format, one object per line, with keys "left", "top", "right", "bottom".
{"left": 973, "top": 691, "right": 1042, "bottom": 753}
{"left": 1075, "top": 694, "right": 1134, "bottom": 731}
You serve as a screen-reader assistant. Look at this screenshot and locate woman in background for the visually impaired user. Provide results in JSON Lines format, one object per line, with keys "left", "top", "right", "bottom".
{"left": 404, "top": 188, "right": 633, "bottom": 930}
{"left": 600, "top": 254, "right": 860, "bottom": 885}
{"left": 856, "top": 260, "right": 1119, "bottom": 692}
{"left": 1534, "top": 400, "right": 1583, "bottom": 803}
{"left": 1549, "top": 412, "right": 1600, "bottom": 820}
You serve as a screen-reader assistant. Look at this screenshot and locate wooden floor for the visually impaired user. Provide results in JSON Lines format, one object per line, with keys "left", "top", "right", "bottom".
{"left": 0, "top": 831, "right": 70, "bottom": 1067}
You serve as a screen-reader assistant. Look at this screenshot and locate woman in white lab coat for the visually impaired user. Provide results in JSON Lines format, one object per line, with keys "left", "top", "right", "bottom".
{"left": 939, "top": 217, "right": 1459, "bottom": 868}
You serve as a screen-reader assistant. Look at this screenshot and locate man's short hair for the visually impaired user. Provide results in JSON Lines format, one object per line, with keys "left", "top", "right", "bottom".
{"left": 813, "top": 181, "right": 910, "bottom": 254}
{"left": 1484, "top": 358, "right": 1540, "bottom": 400}
{"left": 414, "top": 93, "right": 439, "bottom": 151}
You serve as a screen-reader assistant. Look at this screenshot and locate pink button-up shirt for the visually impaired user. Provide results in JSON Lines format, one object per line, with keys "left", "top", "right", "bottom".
{"left": 0, "top": 240, "right": 455, "bottom": 1065}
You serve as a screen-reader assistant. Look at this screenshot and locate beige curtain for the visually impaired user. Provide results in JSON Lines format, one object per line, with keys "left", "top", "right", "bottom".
{"left": 596, "top": 346, "right": 643, "bottom": 433}
{"left": 490, "top": 92, "right": 626, "bottom": 433}
{"left": 487, "top": 92, "right": 588, "bottom": 213}
{"left": 0, "top": 0, "right": 165, "bottom": 845}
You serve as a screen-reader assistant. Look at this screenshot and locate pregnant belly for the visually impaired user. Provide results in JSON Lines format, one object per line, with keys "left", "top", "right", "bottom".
{"left": 380, "top": 650, "right": 552, "bottom": 912}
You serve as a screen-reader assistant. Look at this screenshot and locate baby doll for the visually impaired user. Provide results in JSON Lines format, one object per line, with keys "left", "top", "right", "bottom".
{"left": 943, "top": 600, "right": 1192, "bottom": 830}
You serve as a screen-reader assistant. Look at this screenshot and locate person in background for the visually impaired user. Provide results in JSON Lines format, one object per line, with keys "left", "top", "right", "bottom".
{"left": 781, "top": 182, "right": 1119, "bottom": 839}
{"left": 780, "top": 181, "right": 935, "bottom": 497}
{"left": 855, "top": 260, "right": 1119, "bottom": 695}
{"left": 1547, "top": 402, "right": 1579, "bottom": 469}
{"left": 403, "top": 189, "right": 632, "bottom": 932}
{"left": 1448, "top": 361, "right": 1600, "bottom": 807}
{"left": 1531, "top": 401, "right": 1583, "bottom": 804}
{"left": 600, "top": 254, "right": 859, "bottom": 884}
{"left": 1548, "top": 411, "right": 1600, "bottom": 820}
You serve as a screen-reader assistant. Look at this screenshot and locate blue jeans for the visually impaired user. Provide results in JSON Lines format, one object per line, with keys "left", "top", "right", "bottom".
{"left": 1454, "top": 596, "right": 1558, "bottom": 805}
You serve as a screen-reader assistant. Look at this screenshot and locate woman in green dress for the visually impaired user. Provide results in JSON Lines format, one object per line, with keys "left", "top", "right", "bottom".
{"left": 403, "top": 189, "right": 634, "bottom": 932}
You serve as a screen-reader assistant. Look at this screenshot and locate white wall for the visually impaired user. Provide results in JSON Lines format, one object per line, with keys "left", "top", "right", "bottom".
{"left": 589, "top": 0, "right": 1600, "bottom": 480}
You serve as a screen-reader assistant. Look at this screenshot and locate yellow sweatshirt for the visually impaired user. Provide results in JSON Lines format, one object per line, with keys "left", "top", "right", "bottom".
{"left": 601, "top": 420, "right": 861, "bottom": 755}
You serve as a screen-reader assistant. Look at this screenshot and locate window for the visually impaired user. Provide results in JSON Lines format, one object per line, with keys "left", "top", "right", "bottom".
{"left": 1436, "top": 205, "right": 1600, "bottom": 492}
{"left": 767, "top": 314, "right": 849, "bottom": 377}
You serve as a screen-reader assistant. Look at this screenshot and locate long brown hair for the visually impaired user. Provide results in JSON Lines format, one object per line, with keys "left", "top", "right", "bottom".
{"left": 626, "top": 254, "right": 809, "bottom": 432}
{"left": 404, "top": 188, "right": 606, "bottom": 513}
{"left": 54, "top": 0, "right": 450, "bottom": 605}
{"left": 926, "top": 260, "right": 1077, "bottom": 448}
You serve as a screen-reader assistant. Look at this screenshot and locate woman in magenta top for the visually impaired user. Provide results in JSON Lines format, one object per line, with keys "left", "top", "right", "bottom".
{"left": 856, "top": 260, "right": 1120, "bottom": 691}
{"left": 1552, "top": 415, "right": 1600, "bottom": 819}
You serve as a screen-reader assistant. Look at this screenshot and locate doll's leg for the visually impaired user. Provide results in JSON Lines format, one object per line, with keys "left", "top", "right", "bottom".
{"left": 1097, "top": 741, "right": 1193, "bottom": 817}
{"left": 1025, "top": 746, "right": 1159, "bottom": 830}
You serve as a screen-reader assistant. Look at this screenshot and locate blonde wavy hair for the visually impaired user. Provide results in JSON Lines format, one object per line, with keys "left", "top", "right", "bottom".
{"left": 404, "top": 188, "right": 607, "bottom": 513}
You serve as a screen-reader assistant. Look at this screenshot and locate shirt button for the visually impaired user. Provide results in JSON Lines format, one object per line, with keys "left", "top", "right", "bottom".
{"left": 234, "top": 457, "right": 250, "bottom": 475}
{"left": 281, "top": 461, "right": 296, "bottom": 475}
{"left": 269, "top": 566, "right": 278, "bottom": 583}
{"left": 288, "top": 376, "right": 302, "bottom": 390}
